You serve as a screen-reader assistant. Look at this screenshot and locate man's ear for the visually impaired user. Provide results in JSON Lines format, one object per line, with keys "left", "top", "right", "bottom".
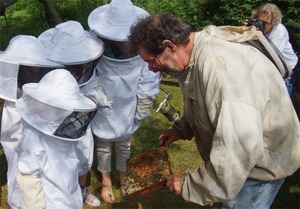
{"left": 162, "top": 40, "right": 176, "bottom": 52}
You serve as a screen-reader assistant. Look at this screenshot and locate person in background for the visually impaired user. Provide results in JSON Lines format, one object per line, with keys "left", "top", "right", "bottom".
{"left": 16, "top": 69, "right": 97, "bottom": 209}
{"left": 128, "top": 13, "right": 300, "bottom": 209}
{"left": 86, "top": 0, "right": 160, "bottom": 203}
{"left": 0, "top": 35, "right": 63, "bottom": 209}
{"left": 38, "top": 20, "right": 104, "bottom": 207}
{"left": 245, "top": 3, "right": 299, "bottom": 96}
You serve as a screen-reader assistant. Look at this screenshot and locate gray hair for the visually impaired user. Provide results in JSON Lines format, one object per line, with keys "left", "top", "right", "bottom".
{"left": 252, "top": 3, "right": 283, "bottom": 24}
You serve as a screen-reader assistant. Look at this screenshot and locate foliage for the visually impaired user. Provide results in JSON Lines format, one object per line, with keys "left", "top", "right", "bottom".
{"left": 134, "top": 0, "right": 300, "bottom": 52}
{"left": 197, "top": 0, "right": 300, "bottom": 53}
{"left": 1, "top": 0, "right": 299, "bottom": 52}
{"left": 0, "top": 0, "right": 299, "bottom": 208}
{"left": 53, "top": 0, "right": 105, "bottom": 28}
{"left": 0, "top": 0, "right": 106, "bottom": 50}
{"left": 134, "top": 0, "right": 205, "bottom": 30}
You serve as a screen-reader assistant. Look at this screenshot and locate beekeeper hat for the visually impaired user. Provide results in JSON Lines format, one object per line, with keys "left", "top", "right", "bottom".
{"left": 16, "top": 69, "right": 97, "bottom": 141}
{"left": 0, "top": 35, "right": 63, "bottom": 102}
{"left": 0, "top": 35, "right": 63, "bottom": 67}
{"left": 21, "top": 69, "right": 96, "bottom": 111}
{"left": 38, "top": 20, "right": 104, "bottom": 64}
{"left": 88, "top": 0, "right": 148, "bottom": 41}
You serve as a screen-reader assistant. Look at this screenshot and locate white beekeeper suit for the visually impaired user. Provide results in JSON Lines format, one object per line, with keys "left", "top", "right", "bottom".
{"left": 0, "top": 35, "right": 63, "bottom": 209}
{"left": 86, "top": 56, "right": 160, "bottom": 140}
{"left": 38, "top": 20, "right": 104, "bottom": 177}
{"left": 15, "top": 69, "right": 97, "bottom": 209}
{"left": 87, "top": 0, "right": 160, "bottom": 141}
{"left": 85, "top": 0, "right": 160, "bottom": 201}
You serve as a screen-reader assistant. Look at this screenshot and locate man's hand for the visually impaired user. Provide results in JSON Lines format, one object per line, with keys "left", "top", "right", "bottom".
{"left": 159, "top": 128, "right": 182, "bottom": 147}
{"left": 166, "top": 172, "right": 184, "bottom": 195}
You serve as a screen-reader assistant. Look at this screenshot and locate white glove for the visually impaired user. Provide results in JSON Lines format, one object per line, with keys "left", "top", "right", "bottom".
{"left": 135, "top": 98, "right": 153, "bottom": 121}
{"left": 90, "top": 84, "right": 113, "bottom": 107}
{"left": 17, "top": 174, "right": 45, "bottom": 209}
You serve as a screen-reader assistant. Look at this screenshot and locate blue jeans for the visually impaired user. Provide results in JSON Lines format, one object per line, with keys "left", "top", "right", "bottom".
{"left": 288, "top": 62, "right": 299, "bottom": 95}
{"left": 211, "top": 178, "right": 285, "bottom": 209}
{"left": 284, "top": 77, "right": 293, "bottom": 95}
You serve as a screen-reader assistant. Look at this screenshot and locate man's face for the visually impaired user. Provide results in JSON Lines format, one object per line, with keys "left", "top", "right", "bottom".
{"left": 138, "top": 47, "right": 183, "bottom": 77}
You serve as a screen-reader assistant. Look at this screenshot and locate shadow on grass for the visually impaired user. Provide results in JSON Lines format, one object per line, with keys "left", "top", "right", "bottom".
{"left": 110, "top": 188, "right": 207, "bottom": 209}
{"left": 161, "top": 78, "right": 179, "bottom": 88}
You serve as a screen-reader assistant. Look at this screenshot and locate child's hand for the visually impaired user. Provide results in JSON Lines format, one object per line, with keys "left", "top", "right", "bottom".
{"left": 91, "top": 85, "right": 113, "bottom": 107}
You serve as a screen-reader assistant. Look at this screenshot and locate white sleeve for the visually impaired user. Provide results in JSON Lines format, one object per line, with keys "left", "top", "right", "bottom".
{"left": 137, "top": 60, "right": 160, "bottom": 100}
{"left": 268, "top": 24, "right": 289, "bottom": 52}
{"left": 18, "top": 128, "right": 44, "bottom": 175}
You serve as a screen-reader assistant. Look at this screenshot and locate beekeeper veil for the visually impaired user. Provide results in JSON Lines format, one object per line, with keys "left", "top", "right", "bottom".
{"left": 38, "top": 20, "right": 104, "bottom": 87}
{"left": 0, "top": 35, "right": 63, "bottom": 102}
{"left": 16, "top": 69, "right": 97, "bottom": 141}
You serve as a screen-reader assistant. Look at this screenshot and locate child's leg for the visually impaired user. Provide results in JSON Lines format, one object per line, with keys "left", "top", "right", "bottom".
{"left": 118, "top": 171, "right": 127, "bottom": 197}
{"left": 96, "top": 139, "right": 116, "bottom": 203}
{"left": 79, "top": 173, "right": 88, "bottom": 187}
{"left": 100, "top": 172, "right": 116, "bottom": 203}
{"left": 115, "top": 139, "right": 131, "bottom": 197}
{"left": 79, "top": 173, "right": 101, "bottom": 207}
{"left": 101, "top": 172, "right": 113, "bottom": 188}
{"left": 77, "top": 128, "right": 100, "bottom": 206}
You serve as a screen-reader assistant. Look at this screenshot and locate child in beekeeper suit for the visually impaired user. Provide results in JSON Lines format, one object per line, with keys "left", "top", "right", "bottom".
{"left": 87, "top": 0, "right": 160, "bottom": 203}
{"left": 0, "top": 35, "right": 63, "bottom": 209}
{"left": 15, "top": 69, "right": 98, "bottom": 209}
{"left": 38, "top": 20, "right": 104, "bottom": 207}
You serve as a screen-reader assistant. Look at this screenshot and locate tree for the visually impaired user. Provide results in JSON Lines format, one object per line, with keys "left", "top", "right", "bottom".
{"left": 198, "top": 0, "right": 299, "bottom": 53}
{"left": 39, "top": 0, "right": 62, "bottom": 25}
{"left": 1, "top": 0, "right": 299, "bottom": 53}
{"left": 0, "top": 0, "right": 18, "bottom": 23}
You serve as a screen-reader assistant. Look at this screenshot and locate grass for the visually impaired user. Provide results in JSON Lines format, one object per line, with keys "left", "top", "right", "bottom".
{"left": 0, "top": 1, "right": 299, "bottom": 207}
{"left": 0, "top": 81, "right": 299, "bottom": 209}
{"left": 0, "top": 82, "right": 207, "bottom": 209}
{"left": 0, "top": 5, "right": 214, "bottom": 208}
{"left": 80, "top": 81, "right": 208, "bottom": 209}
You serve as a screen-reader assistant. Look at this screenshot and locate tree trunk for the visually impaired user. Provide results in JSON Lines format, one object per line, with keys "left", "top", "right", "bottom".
{"left": 0, "top": 0, "right": 19, "bottom": 21}
{"left": 40, "top": 0, "right": 62, "bottom": 25}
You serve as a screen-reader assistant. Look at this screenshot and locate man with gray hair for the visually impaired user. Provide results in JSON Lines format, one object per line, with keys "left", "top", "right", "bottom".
{"left": 245, "top": 3, "right": 299, "bottom": 96}
{"left": 128, "top": 13, "right": 299, "bottom": 209}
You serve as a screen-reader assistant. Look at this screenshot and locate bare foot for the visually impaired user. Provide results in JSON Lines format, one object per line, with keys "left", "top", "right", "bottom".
{"left": 120, "top": 181, "right": 127, "bottom": 198}
{"left": 101, "top": 185, "right": 116, "bottom": 204}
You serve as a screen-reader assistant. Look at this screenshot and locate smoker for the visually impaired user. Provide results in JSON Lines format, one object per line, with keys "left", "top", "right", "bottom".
{"left": 156, "top": 78, "right": 180, "bottom": 122}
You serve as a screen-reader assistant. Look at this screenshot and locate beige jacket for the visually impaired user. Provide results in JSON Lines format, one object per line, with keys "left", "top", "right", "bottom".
{"left": 174, "top": 25, "right": 300, "bottom": 206}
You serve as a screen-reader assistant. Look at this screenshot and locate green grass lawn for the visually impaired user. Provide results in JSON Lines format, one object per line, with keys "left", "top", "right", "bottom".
{"left": 0, "top": 80, "right": 299, "bottom": 209}
{"left": 0, "top": 81, "right": 207, "bottom": 209}
{"left": 82, "top": 80, "right": 208, "bottom": 208}
{"left": 0, "top": 1, "right": 299, "bottom": 207}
